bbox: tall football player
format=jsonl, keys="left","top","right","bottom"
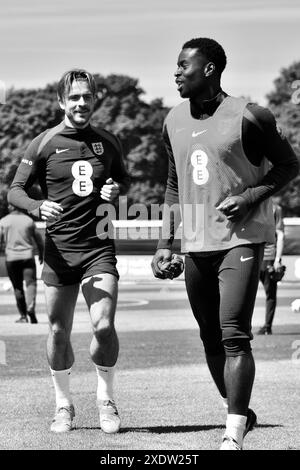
{"left": 152, "top": 38, "right": 298, "bottom": 450}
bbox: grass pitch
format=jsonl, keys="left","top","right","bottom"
{"left": 0, "top": 281, "right": 300, "bottom": 451}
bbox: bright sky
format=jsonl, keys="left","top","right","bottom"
{"left": 0, "top": 0, "right": 299, "bottom": 107}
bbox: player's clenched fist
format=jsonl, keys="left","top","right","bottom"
{"left": 100, "top": 178, "right": 120, "bottom": 202}
{"left": 39, "top": 200, "right": 63, "bottom": 221}
{"left": 151, "top": 249, "right": 172, "bottom": 279}
{"left": 160, "top": 254, "right": 184, "bottom": 279}
{"left": 152, "top": 249, "right": 184, "bottom": 279}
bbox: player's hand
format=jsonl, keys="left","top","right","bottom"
{"left": 100, "top": 178, "right": 120, "bottom": 202}
{"left": 216, "top": 195, "right": 248, "bottom": 222}
{"left": 151, "top": 249, "right": 172, "bottom": 279}
{"left": 163, "top": 254, "right": 184, "bottom": 279}
{"left": 273, "top": 258, "right": 281, "bottom": 270}
{"left": 39, "top": 200, "right": 63, "bottom": 222}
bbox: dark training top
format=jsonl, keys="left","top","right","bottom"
{"left": 158, "top": 91, "right": 299, "bottom": 252}
{"left": 8, "top": 122, "right": 130, "bottom": 253}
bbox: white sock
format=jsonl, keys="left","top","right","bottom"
{"left": 225, "top": 413, "right": 247, "bottom": 448}
{"left": 50, "top": 368, "right": 72, "bottom": 408}
{"left": 95, "top": 365, "right": 115, "bottom": 402}
{"left": 221, "top": 396, "right": 228, "bottom": 410}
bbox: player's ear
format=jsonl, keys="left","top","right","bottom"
{"left": 204, "top": 62, "right": 215, "bottom": 77}
{"left": 57, "top": 93, "right": 66, "bottom": 110}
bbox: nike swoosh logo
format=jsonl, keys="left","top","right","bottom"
{"left": 56, "top": 148, "right": 70, "bottom": 154}
{"left": 240, "top": 256, "right": 254, "bottom": 262}
{"left": 192, "top": 130, "right": 207, "bottom": 137}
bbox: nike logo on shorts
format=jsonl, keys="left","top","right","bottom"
{"left": 192, "top": 130, "right": 207, "bottom": 137}
{"left": 240, "top": 256, "right": 254, "bottom": 262}
{"left": 56, "top": 148, "right": 70, "bottom": 154}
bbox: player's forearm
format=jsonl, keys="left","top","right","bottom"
{"left": 157, "top": 126, "right": 181, "bottom": 249}
{"left": 242, "top": 104, "right": 299, "bottom": 207}
{"left": 8, "top": 151, "right": 44, "bottom": 218}
{"left": 239, "top": 159, "right": 299, "bottom": 207}
{"left": 275, "top": 231, "right": 284, "bottom": 260}
{"left": 8, "top": 185, "right": 43, "bottom": 219}
{"left": 34, "top": 232, "right": 44, "bottom": 257}
{"left": 157, "top": 188, "right": 181, "bottom": 250}
{"left": 116, "top": 175, "right": 131, "bottom": 195}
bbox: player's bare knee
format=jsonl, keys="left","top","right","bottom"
{"left": 93, "top": 318, "right": 114, "bottom": 342}
{"left": 49, "top": 325, "right": 70, "bottom": 346}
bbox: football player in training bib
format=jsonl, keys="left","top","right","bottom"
{"left": 9, "top": 69, "right": 130, "bottom": 434}
{"left": 151, "top": 38, "right": 298, "bottom": 450}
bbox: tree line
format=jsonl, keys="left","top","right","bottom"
{"left": 0, "top": 63, "right": 299, "bottom": 219}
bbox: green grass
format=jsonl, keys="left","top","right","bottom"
{"left": 1, "top": 328, "right": 300, "bottom": 450}
{"left": 1, "top": 283, "right": 300, "bottom": 451}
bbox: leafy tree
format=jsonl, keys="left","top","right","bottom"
{"left": 0, "top": 84, "right": 64, "bottom": 217}
{"left": 266, "top": 61, "right": 300, "bottom": 216}
{"left": 0, "top": 75, "right": 169, "bottom": 219}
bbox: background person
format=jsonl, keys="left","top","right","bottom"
{"left": 0, "top": 205, "right": 44, "bottom": 323}
{"left": 257, "top": 198, "right": 285, "bottom": 335}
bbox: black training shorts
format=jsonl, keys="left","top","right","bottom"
{"left": 42, "top": 237, "right": 119, "bottom": 286}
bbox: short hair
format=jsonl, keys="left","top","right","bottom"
{"left": 182, "top": 38, "right": 227, "bottom": 75}
{"left": 57, "top": 69, "right": 97, "bottom": 101}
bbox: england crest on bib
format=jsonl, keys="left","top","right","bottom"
{"left": 92, "top": 142, "right": 104, "bottom": 155}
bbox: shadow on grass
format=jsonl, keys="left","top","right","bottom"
{"left": 75, "top": 424, "right": 283, "bottom": 433}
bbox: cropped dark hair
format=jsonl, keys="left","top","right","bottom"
{"left": 182, "top": 38, "right": 227, "bottom": 75}
{"left": 57, "top": 69, "right": 96, "bottom": 101}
